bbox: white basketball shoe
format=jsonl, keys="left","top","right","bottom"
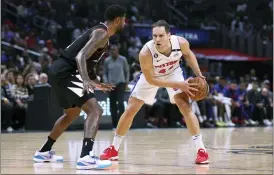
{"left": 76, "top": 151, "right": 112, "bottom": 170}
{"left": 33, "top": 150, "right": 64, "bottom": 162}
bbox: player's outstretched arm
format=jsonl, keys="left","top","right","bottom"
{"left": 139, "top": 46, "right": 180, "bottom": 89}
{"left": 178, "top": 36, "right": 203, "bottom": 78}
{"left": 75, "top": 29, "right": 109, "bottom": 81}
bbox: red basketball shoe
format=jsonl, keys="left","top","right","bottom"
{"left": 195, "top": 148, "right": 209, "bottom": 164}
{"left": 100, "top": 146, "right": 119, "bottom": 161}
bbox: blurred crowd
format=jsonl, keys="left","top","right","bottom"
{"left": 1, "top": 0, "right": 272, "bottom": 132}
{"left": 144, "top": 73, "right": 273, "bottom": 128}
{"left": 172, "top": 0, "right": 273, "bottom": 44}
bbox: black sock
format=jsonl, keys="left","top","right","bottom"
{"left": 80, "top": 138, "right": 94, "bottom": 158}
{"left": 40, "top": 136, "right": 56, "bottom": 152}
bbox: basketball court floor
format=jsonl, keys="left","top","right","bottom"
{"left": 1, "top": 127, "right": 273, "bottom": 174}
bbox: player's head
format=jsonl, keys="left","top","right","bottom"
{"left": 152, "top": 20, "right": 171, "bottom": 51}
{"left": 104, "top": 4, "right": 126, "bottom": 32}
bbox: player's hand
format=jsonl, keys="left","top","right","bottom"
{"left": 95, "top": 83, "right": 115, "bottom": 93}
{"left": 178, "top": 78, "right": 198, "bottom": 98}
{"left": 82, "top": 79, "right": 96, "bottom": 94}
{"left": 83, "top": 79, "right": 115, "bottom": 93}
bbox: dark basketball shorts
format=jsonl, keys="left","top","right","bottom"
{"left": 48, "top": 58, "right": 95, "bottom": 109}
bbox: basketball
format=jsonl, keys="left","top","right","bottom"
{"left": 188, "top": 77, "right": 209, "bottom": 101}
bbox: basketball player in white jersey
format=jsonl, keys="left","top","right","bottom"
{"left": 100, "top": 20, "right": 209, "bottom": 164}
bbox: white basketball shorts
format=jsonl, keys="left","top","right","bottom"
{"left": 130, "top": 67, "right": 184, "bottom": 104}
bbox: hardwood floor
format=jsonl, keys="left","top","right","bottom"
{"left": 1, "top": 127, "right": 273, "bottom": 174}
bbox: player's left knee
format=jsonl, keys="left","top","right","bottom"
{"left": 174, "top": 97, "right": 192, "bottom": 113}
{"left": 86, "top": 106, "right": 103, "bottom": 119}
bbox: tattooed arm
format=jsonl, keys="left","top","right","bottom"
{"left": 75, "top": 29, "right": 114, "bottom": 93}
{"left": 75, "top": 29, "right": 109, "bottom": 81}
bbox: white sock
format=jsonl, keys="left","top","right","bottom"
{"left": 192, "top": 134, "right": 206, "bottom": 152}
{"left": 112, "top": 133, "right": 124, "bottom": 151}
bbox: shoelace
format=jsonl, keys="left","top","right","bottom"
{"left": 198, "top": 149, "right": 207, "bottom": 157}
{"left": 91, "top": 156, "right": 99, "bottom": 159}
{"left": 49, "top": 151, "right": 55, "bottom": 158}
{"left": 103, "top": 147, "right": 112, "bottom": 153}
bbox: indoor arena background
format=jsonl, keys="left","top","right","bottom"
{"left": 1, "top": 0, "right": 273, "bottom": 174}
{"left": 2, "top": 0, "right": 272, "bottom": 132}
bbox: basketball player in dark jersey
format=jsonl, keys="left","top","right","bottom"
{"left": 33, "top": 5, "right": 126, "bottom": 170}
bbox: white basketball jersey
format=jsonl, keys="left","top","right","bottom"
{"left": 146, "top": 35, "right": 183, "bottom": 77}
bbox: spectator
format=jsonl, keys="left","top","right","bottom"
{"left": 4, "top": 70, "right": 16, "bottom": 99}
{"left": 230, "top": 17, "right": 243, "bottom": 36}
{"left": 46, "top": 40, "right": 58, "bottom": 58}
{"left": 23, "top": 64, "right": 39, "bottom": 82}
{"left": 156, "top": 88, "right": 183, "bottom": 128}
{"left": 24, "top": 31, "right": 37, "bottom": 50}
{"left": 237, "top": 83, "right": 257, "bottom": 126}
{"left": 242, "top": 16, "right": 253, "bottom": 38}
{"left": 103, "top": 45, "right": 129, "bottom": 128}
{"left": 262, "top": 80, "right": 273, "bottom": 102}
{"left": 200, "top": 16, "right": 219, "bottom": 31}
{"left": 255, "top": 88, "right": 273, "bottom": 126}
{"left": 15, "top": 54, "right": 26, "bottom": 72}
{"left": 2, "top": 25, "right": 15, "bottom": 43}
{"left": 38, "top": 73, "right": 50, "bottom": 86}
{"left": 226, "top": 70, "right": 237, "bottom": 84}
{"left": 1, "top": 74, "right": 14, "bottom": 132}
{"left": 72, "top": 26, "right": 82, "bottom": 42}
{"left": 222, "top": 82, "right": 237, "bottom": 126}
{"left": 203, "top": 77, "right": 218, "bottom": 127}
{"left": 129, "top": 31, "right": 142, "bottom": 48}
{"left": 247, "top": 81, "right": 260, "bottom": 104}
{"left": 39, "top": 55, "right": 51, "bottom": 75}
{"left": 17, "top": 1, "right": 26, "bottom": 17}
{"left": 197, "top": 99, "right": 214, "bottom": 128}
{"left": 128, "top": 42, "right": 140, "bottom": 64}
{"left": 213, "top": 77, "right": 233, "bottom": 126}
{"left": 192, "top": 99, "right": 205, "bottom": 124}
{"left": 146, "top": 88, "right": 166, "bottom": 128}
{"left": 1, "top": 51, "right": 10, "bottom": 65}
{"left": 13, "top": 74, "right": 29, "bottom": 130}
{"left": 25, "top": 73, "right": 36, "bottom": 98}
{"left": 250, "top": 69, "right": 257, "bottom": 81}
{"left": 261, "top": 25, "right": 270, "bottom": 44}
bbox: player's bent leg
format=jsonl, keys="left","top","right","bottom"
{"left": 49, "top": 108, "right": 82, "bottom": 140}
{"left": 174, "top": 93, "right": 201, "bottom": 135}
{"left": 33, "top": 107, "right": 81, "bottom": 163}
{"left": 174, "top": 93, "right": 209, "bottom": 164}
{"left": 76, "top": 98, "right": 112, "bottom": 170}
{"left": 100, "top": 97, "right": 144, "bottom": 161}
{"left": 116, "top": 97, "right": 145, "bottom": 136}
